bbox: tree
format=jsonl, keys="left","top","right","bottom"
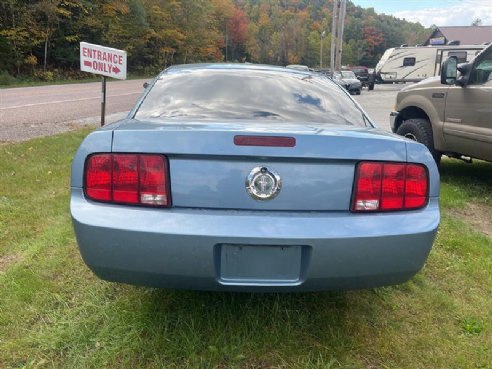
{"left": 30, "top": 0, "right": 73, "bottom": 72}
{"left": 0, "top": 0, "right": 34, "bottom": 74}
{"left": 0, "top": 0, "right": 430, "bottom": 78}
{"left": 471, "top": 18, "right": 482, "bottom": 26}
{"left": 228, "top": 7, "right": 249, "bottom": 61}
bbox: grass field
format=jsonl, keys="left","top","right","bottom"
{"left": 1, "top": 130, "right": 491, "bottom": 369}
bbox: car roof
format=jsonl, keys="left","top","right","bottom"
{"left": 163, "top": 63, "right": 313, "bottom": 76}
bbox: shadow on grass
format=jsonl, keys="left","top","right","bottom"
{"left": 439, "top": 159, "right": 492, "bottom": 204}
{"left": 99, "top": 285, "right": 391, "bottom": 367}
{"left": 440, "top": 159, "right": 492, "bottom": 187}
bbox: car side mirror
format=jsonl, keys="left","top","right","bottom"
{"left": 143, "top": 81, "right": 149, "bottom": 89}
{"left": 441, "top": 56, "right": 457, "bottom": 85}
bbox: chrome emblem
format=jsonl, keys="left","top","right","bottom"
{"left": 246, "top": 167, "right": 281, "bottom": 201}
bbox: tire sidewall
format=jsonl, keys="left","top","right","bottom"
{"left": 397, "top": 119, "right": 441, "bottom": 164}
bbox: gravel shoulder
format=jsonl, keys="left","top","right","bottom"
{"left": 0, "top": 111, "right": 128, "bottom": 143}
{"left": 0, "top": 79, "right": 147, "bottom": 143}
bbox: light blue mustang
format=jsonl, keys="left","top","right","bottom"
{"left": 71, "top": 64, "right": 440, "bottom": 292}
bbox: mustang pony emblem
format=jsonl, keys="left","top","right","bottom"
{"left": 246, "top": 167, "right": 281, "bottom": 200}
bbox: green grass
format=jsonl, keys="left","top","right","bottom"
{"left": 1, "top": 136, "right": 491, "bottom": 369}
{"left": 440, "top": 159, "right": 492, "bottom": 208}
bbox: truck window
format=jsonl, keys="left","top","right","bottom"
{"left": 470, "top": 47, "right": 492, "bottom": 84}
{"left": 447, "top": 51, "right": 467, "bottom": 63}
{"left": 403, "top": 57, "right": 416, "bottom": 67}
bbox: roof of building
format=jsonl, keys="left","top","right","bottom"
{"left": 425, "top": 26, "right": 492, "bottom": 45}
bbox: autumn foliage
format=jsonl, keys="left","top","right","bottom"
{"left": 0, "top": 0, "right": 428, "bottom": 79}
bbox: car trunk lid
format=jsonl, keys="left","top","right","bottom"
{"left": 112, "top": 120, "right": 407, "bottom": 211}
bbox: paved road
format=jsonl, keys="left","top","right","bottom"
{"left": 0, "top": 78, "right": 405, "bottom": 142}
{"left": 0, "top": 79, "right": 147, "bottom": 142}
{"left": 353, "top": 83, "right": 405, "bottom": 132}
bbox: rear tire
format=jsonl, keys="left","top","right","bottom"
{"left": 368, "top": 83, "right": 374, "bottom": 91}
{"left": 396, "top": 118, "right": 441, "bottom": 165}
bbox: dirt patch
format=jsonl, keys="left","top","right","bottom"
{"left": 450, "top": 202, "right": 492, "bottom": 238}
{"left": 0, "top": 253, "right": 21, "bottom": 272}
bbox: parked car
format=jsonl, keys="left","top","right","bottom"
{"left": 348, "top": 66, "right": 375, "bottom": 90}
{"left": 286, "top": 64, "right": 310, "bottom": 71}
{"left": 71, "top": 63, "right": 440, "bottom": 292}
{"left": 317, "top": 69, "right": 351, "bottom": 91}
{"left": 333, "top": 70, "right": 362, "bottom": 95}
{"left": 390, "top": 43, "right": 492, "bottom": 165}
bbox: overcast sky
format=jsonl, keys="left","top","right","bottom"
{"left": 350, "top": 0, "right": 492, "bottom": 27}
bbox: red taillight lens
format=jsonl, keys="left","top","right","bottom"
{"left": 139, "top": 155, "right": 169, "bottom": 206}
{"left": 352, "top": 162, "right": 428, "bottom": 212}
{"left": 381, "top": 164, "right": 405, "bottom": 210}
{"left": 85, "top": 154, "right": 112, "bottom": 201}
{"left": 405, "top": 164, "right": 428, "bottom": 209}
{"left": 84, "top": 154, "right": 170, "bottom": 207}
{"left": 353, "top": 162, "right": 382, "bottom": 211}
{"left": 113, "top": 155, "right": 139, "bottom": 204}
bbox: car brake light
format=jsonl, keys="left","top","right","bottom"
{"left": 352, "top": 161, "right": 428, "bottom": 212}
{"left": 84, "top": 154, "right": 170, "bottom": 207}
{"left": 234, "top": 135, "right": 296, "bottom": 147}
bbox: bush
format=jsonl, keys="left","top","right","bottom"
{"left": 0, "top": 71, "right": 17, "bottom": 85}
{"left": 33, "top": 70, "right": 55, "bottom": 81}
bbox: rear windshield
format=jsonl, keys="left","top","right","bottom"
{"left": 341, "top": 71, "right": 356, "bottom": 79}
{"left": 134, "top": 68, "right": 368, "bottom": 126}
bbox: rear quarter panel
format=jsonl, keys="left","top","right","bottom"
{"left": 71, "top": 130, "right": 113, "bottom": 188}
{"left": 405, "top": 140, "right": 440, "bottom": 198}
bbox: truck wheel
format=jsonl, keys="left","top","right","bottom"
{"left": 368, "top": 83, "right": 374, "bottom": 91}
{"left": 396, "top": 119, "right": 441, "bottom": 165}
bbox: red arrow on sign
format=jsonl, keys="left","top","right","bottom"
{"left": 83, "top": 60, "right": 92, "bottom": 67}
{"left": 112, "top": 66, "right": 121, "bottom": 74}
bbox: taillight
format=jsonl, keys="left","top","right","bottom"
{"left": 352, "top": 161, "right": 428, "bottom": 212}
{"left": 84, "top": 154, "right": 171, "bottom": 207}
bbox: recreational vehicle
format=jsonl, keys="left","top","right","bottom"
{"left": 375, "top": 45, "right": 485, "bottom": 83}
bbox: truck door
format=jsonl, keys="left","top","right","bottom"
{"left": 443, "top": 47, "right": 492, "bottom": 161}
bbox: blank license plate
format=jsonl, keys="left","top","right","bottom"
{"left": 219, "top": 244, "right": 302, "bottom": 284}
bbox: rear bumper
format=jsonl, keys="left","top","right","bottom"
{"left": 347, "top": 82, "right": 362, "bottom": 91}
{"left": 71, "top": 189, "right": 439, "bottom": 292}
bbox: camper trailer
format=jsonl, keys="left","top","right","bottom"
{"left": 375, "top": 45, "right": 485, "bottom": 83}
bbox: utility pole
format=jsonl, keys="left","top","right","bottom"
{"left": 330, "top": 0, "right": 339, "bottom": 74}
{"left": 225, "top": 22, "right": 228, "bottom": 62}
{"left": 335, "top": 0, "right": 346, "bottom": 70}
{"left": 330, "top": 0, "right": 347, "bottom": 73}
{"left": 320, "top": 31, "right": 326, "bottom": 68}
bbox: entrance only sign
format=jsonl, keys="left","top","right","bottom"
{"left": 80, "top": 42, "right": 127, "bottom": 80}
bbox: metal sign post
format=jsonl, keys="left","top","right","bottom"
{"left": 101, "top": 76, "right": 107, "bottom": 126}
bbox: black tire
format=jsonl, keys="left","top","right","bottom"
{"left": 356, "top": 89, "right": 361, "bottom": 95}
{"left": 396, "top": 118, "right": 441, "bottom": 165}
{"left": 368, "top": 83, "right": 374, "bottom": 91}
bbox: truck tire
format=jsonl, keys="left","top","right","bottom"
{"left": 396, "top": 118, "right": 441, "bottom": 165}
{"left": 368, "top": 82, "right": 374, "bottom": 91}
